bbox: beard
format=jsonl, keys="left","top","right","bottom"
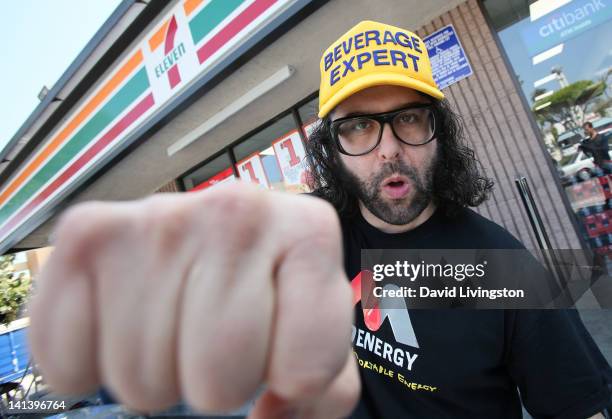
{"left": 337, "top": 157, "right": 436, "bottom": 226}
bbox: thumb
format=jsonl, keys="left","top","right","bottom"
{"left": 248, "top": 349, "right": 360, "bottom": 419}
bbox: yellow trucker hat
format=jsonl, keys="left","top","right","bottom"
{"left": 318, "top": 21, "right": 444, "bottom": 118}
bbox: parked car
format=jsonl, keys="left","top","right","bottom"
{"left": 558, "top": 133, "right": 582, "bottom": 157}
{"left": 557, "top": 117, "right": 612, "bottom": 158}
{"left": 560, "top": 150, "right": 596, "bottom": 180}
{"left": 558, "top": 118, "right": 612, "bottom": 180}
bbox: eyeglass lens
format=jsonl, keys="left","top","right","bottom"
{"left": 336, "top": 108, "right": 434, "bottom": 155}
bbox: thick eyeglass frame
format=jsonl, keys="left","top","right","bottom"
{"left": 329, "top": 103, "right": 437, "bottom": 156}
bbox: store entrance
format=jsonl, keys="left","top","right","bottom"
{"left": 483, "top": 0, "right": 612, "bottom": 261}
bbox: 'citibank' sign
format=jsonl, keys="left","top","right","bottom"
{"left": 520, "top": 0, "right": 612, "bottom": 57}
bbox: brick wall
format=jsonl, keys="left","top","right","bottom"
{"left": 416, "top": 0, "right": 582, "bottom": 250}
{"left": 156, "top": 180, "right": 181, "bottom": 193}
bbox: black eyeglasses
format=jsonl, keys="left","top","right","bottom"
{"left": 329, "top": 103, "right": 437, "bottom": 156}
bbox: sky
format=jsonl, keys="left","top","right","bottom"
{"left": 0, "top": 0, "right": 123, "bottom": 152}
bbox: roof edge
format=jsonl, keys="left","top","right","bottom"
{"left": 0, "top": 0, "right": 136, "bottom": 162}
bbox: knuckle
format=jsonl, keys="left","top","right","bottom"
{"left": 276, "top": 370, "right": 334, "bottom": 401}
{"left": 131, "top": 366, "right": 179, "bottom": 411}
{"left": 284, "top": 199, "right": 343, "bottom": 266}
{"left": 181, "top": 381, "right": 216, "bottom": 412}
{"left": 55, "top": 202, "right": 116, "bottom": 262}
{"left": 140, "top": 197, "right": 192, "bottom": 250}
{"left": 120, "top": 382, "right": 177, "bottom": 413}
{"left": 331, "top": 374, "right": 361, "bottom": 414}
{"left": 198, "top": 180, "right": 258, "bottom": 205}
{"left": 181, "top": 374, "right": 245, "bottom": 413}
{"left": 111, "top": 387, "right": 167, "bottom": 414}
{"left": 103, "top": 358, "right": 178, "bottom": 413}
{"left": 55, "top": 202, "right": 100, "bottom": 243}
{"left": 300, "top": 198, "right": 341, "bottom": 242}
{"left": 43, "top": 379, "right": 90, "bottom": 399}
{"left": 179, "top": 348, "right": 258, "bottom": 412}
{"left": 203, "top": 182, "right": 265, "bottom": 219}
{"left": 198, "top": 184, "right": 268, "bottom": 246}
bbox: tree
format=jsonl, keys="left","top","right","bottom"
{"left": 532, "top": 79, "right": 607, "bottom": 133}
{"left": 0, "top": 255, "right": 31, "bottom": 326}
{"left": 531, "top": 87, "right": 548, "bottom": 102}
{"left": 601, "top": 67, "right": 612, "bottom": 99}
{"left": 592, "top": 97, "right": 612, "bottom": 118}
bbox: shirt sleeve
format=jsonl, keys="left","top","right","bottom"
{"left": 505, "top": 309, "right": 612, "bottom": 419}
{"left": 581, "top": 142, "right": 595, "bottom": 157}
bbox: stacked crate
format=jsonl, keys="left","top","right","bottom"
{"left": 573, "top": 174, "right": 612, "bottom": 257}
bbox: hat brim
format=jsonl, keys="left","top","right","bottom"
{"left": 318, "top": 73, "right": 445, "bottom": 118}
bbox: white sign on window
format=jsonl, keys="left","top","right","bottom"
{"left": 236, "top": 154, "right": 270, "bottom": 189}
{"left": 272, "top": 131, "right": 308, "bottom": 186}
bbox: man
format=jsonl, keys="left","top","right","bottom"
{"left": 29, "top": 21, "right": 610, "bottom": 419}
{"left": 579, "top": 121, "right": 611, "bottom": 169}
{"left": 307, "top": 21, "right": 611, "bottom": 418}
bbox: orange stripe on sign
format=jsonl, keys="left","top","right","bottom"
{"left": 0, "top": 50, "right": 144, "bottom": 206}
{"left": 149, "top": 20, "right": 170, "bottom": 52}
{"left": 183, "top": 0, "right": 204, "bottom": 17}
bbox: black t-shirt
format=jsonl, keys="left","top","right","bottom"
{"left": 333, "top": 204, "right": 612, "bottom": 419}
{"left": 579, "top": 132, "right": 611, "bottom": 165}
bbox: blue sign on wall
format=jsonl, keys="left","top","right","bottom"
{"left": 424, "top": 24, "right": 473, "bottom": 90}
{"left": 521, "top": 0, "right": 612, "bottom": 57}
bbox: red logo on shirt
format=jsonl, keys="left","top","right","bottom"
{"left": 351, "top": 270, "right": 419, "bottom": 348}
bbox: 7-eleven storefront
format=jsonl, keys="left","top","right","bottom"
{"left": 0, "top": 0, "right": 590, "bottom": 261}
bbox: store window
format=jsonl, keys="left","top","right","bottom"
{"left": 233, "top": 113, "right": 311, "bottom": 193}
{"left": 482, "top": 0, "right": 612, "bottom": 256}
{"left": 298, "top": 97, "right": 320, "bottom": 138}
{"left": 182, "top": 153, "right": 236, "bottom": 191}
{"left": 182, "top": 99, "right": 319, "bottom": 194}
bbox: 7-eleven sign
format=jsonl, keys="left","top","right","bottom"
{"left": 144, "top": 12, "right": 200, "bottom": 105}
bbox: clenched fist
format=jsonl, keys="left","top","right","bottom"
{"left": 28, "top": 182, "right": 359, "bottom": 419}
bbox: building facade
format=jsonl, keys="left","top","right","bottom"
{"left": 2, "top": 0, "right": 611, "bottom": 261}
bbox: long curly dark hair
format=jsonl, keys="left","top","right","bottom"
{"left": 304, "top": 98, "right": 494, "bottom": 218}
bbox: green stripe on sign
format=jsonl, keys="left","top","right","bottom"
{"left": 0, "top": 67, "right": 150, "bottom": 226}
{"left": 189, "top": 0, "right": 244, "bottom": 45}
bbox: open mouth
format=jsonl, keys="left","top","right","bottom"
{"left": 381, "top": 175, "right": 411, "bottom": 199}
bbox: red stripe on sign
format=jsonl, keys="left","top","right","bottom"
{"left": 168, "top": 65, "right": 181, "bottom": 88}
{"left": 0, "top": 93, "right": 155, "bottom": 239}
{"left": 197, "top": 0, "right": 277, "bottom": 64}
{"left": 165, "top": 16, "right": 179, "bottom": 54}
{"left": 165, "top": 16, "right": 181, "bottom": 88}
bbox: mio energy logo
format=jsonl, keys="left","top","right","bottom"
{"left": 351, "top": 271, "right": 420, "bottom": 371}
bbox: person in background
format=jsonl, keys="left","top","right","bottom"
{"left": 580, "top": 121, "right": 612, "bottom": 172}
